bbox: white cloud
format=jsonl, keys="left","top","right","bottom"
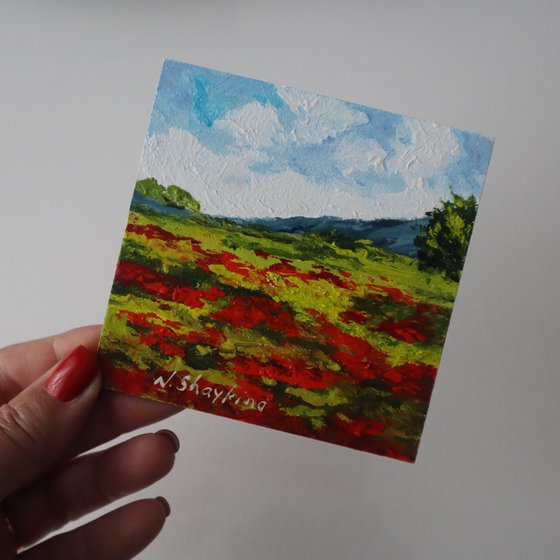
{"left": 137, "top": 86, "right": 464, "bottom": 220}
{"left": 386, "top": 118, "right": 460, "bottom": 183}
{"left": 138, "top": 127, "right": 444, "bottom": 220}
{"left": 370, "top": 177, "right": 442, "bottom": 219}
{"left": 276, "top": 85, "right": 369, "bottom": 144}
{"left": 138, "top": 128, "right": 266, "bottom": 216}
{"left": 213, "top": 102, "right": 282, "bottom": 149}
{"left": 334, "top": 136, "right": 388, "bottom": 178}
{"left": 211, "top": 87, "right": 370, "bottom": 154}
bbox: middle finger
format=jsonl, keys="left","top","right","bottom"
{"left": 3, "top": 430, "right": 179, "bottom": 548}
{"left": 68, "top": 389, "right": 181, "bottom": 457}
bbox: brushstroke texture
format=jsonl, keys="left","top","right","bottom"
{"left": 100, "top": 180, "right": 459, "bottom": 462}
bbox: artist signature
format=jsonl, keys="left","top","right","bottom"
{"left": 153, "top": 371, "right": 268, "bottom": 413}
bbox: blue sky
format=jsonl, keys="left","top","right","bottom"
{"left": 138, "top": 60, "right": 493, "bottom": 220}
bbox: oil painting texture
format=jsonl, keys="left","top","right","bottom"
{"left": 99, "top": 60, "right": 494, "bottom": 462}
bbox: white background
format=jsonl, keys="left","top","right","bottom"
{"left": 1, "top": 1, "right": 559, "bottom": 558}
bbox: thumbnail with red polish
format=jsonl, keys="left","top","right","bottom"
{"left": 45, "top": 345, "right": 99, "bottom": 402}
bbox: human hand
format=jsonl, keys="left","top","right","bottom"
{"left": 0, "top": 325, "right": 180, "bottom": 559}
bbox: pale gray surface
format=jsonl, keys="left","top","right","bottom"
{"left": 1, "top": 1, "right": 559, "bottom": 559}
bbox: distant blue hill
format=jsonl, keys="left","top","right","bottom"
{"left": 131, "top": 189, "right": 426, "bottom": 258}
{"left": 231, "top": 216, "right": 427, "bottom": 258}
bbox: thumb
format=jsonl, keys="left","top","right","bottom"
{"left": 0, "top": 345, "right": 100, "bottom": 498}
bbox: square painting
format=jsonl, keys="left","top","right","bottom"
{"left": 99, "top": 60, "right": 493, "bottom": 462}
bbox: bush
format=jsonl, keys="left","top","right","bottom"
{"left": 136, "top": 178, "right": 200, "bottom": 212}
{"left": 414, "top": 190, "right": 478, "bottom": 282}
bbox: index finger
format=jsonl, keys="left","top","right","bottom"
{"left": 0, "top": 326, "right": 181, "bottom": 456}
{"left": 0, "top": 325, "right": 102, "bottom": 400}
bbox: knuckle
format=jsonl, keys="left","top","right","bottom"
{"left": 0, "top": 402, "right": 47, "bottom": 464}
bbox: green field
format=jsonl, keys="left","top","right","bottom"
{"left": 99, "top": 181, "right": 459, "bottom": 462}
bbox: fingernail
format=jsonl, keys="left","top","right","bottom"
{"left": 156, "top": 496, "right": 171, "bottom": 517}
{"left": 45, "top": 345, "right": 98, "bottom": 402}
{"left": 156, "top": 429, "right": 180, "bottom": 453}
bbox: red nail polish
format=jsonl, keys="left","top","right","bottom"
{"left": 45, "top": 345, "right": 98, "bottom": 402}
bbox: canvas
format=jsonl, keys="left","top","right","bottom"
{"left": 99, "top": 60, "right": 494, "bottom": 462}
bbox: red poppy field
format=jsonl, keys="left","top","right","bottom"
{"left": 99, "top": 181, "right": 459, "bottom": 462}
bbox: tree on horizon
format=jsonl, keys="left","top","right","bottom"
{"left": 136, "top": 178, "right": 201, "bottom": 213}
{"left": 414, "top": 190, "right": 478, "bottom": 282}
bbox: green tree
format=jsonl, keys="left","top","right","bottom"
{"left": 135, "top": 178, "right": 200, "bottom": 212}
{"left": 414, "top": 190, "right": 478, "bottom": 282}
